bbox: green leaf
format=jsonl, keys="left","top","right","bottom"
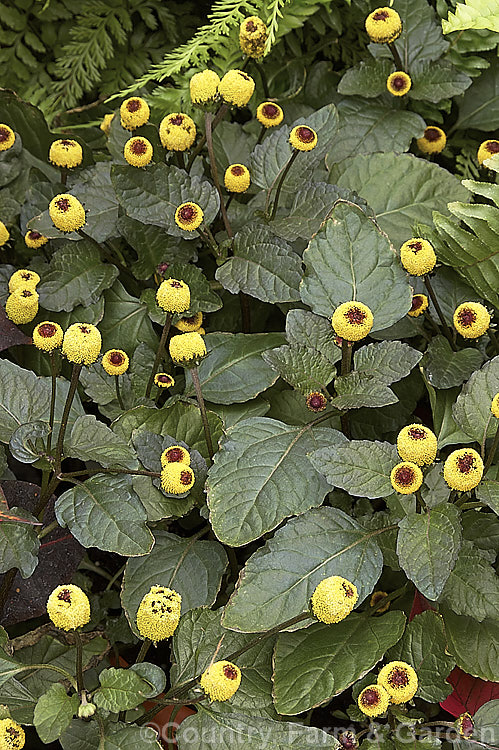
{"left": 94, "top": 667, "right": 152, "bottom": 712}
{"left": 263, "top": 344, "right": 335, "bottom": 393}
{"left": 326, "top": 99, "right": 425, "bottom": 167}
{"left": 184, "top": 333, "right": 285, "bottom": 404}
{"left": 370, "top": 0, "right": 448, "bottom": 66}
{"left": 473, "top": 700, "right": 499, "bottom": 746}
{"left": 387, "top": 610, "right": 456, "bottom": 702}
{"left": 111, "top": 163, "right": 220, "bottom": 238}
{"left": 33, "top": 683, "right": 79, "bottom": 744}
{"left": 301, "top": 203, "right": 412, "bottom": 331}
{"left": 410, "top": 61, "right": 472, "bottom": 102}
{"left": 455, "top": 62, "right": 499, "bottom": 131}
{"left": 440, "top": 541, "right": 499, "bottom": 621}
{"left": 100, "top": 280, "right": 158, "bottom": 355}
{"left": 223, "top": 507, "right": 384, "bottom": 633}
{"left": 67, "top": 414, "right": 138, "bottom": 469}
{"left": 309, "top": 440, "right": 399, "bottom": 499}
{"left": 69, "top": 162, "right": 120, "bottom": 243}
{"left": 442, "top": 0, "right": 499, "bottom": 32}
{"left": 215, "top": 224, "right": 301, "bottom": 303}
{"left": 0, "top": 508, "right": 40, "bottom": 578}
{"left": 273, "top": 610, "right": 406, "bottom": 715}
{"left": 177, "top": 706, "right": 340, "bottom": 750}
{"left": 9, "top": 421, "right": 50, "bottom": 464}
{"left": 0, "top": 90, "right": 53, "bottom": 163}
{"left": 354, "top": 341, "right": 423, "bottom": 384}
{"left": 207, "top": 417, "right": 345, "bottom": 546}
{"left": 397, "top": 503, "right": 462, "bottom": 600}
{"left": 129, "top": 662, "right": 166, "bottom": 698}
{"left": 55, "top": 474, "right": 154, "bottom": 556}
{"left": 0, "top": 679, "right": 37, "bottom": 725}
{"left": 476, "top": 481, "right": 499, "bottom": 515}
{"left": 118, "top": 216, "right": 196, "bottom": 279}
{"left": 442, "top": 607, "right": 499, "bottom": 681}
{"left": 122, "top": 530, "right": 227, "bottom": 636}
{"left": 61, "top": 719, "right": 162, "bottom": 750}
{"left": 286, "top": 309, "right": 341, "bottom": 360}
{"left": 424, "top": 336, "right": 484, "bottom": 389}
{"left": 337, "top": 59, "right": 393, "bottom": 98}
{"left": 332, "top": 374, "right": 398, "bottom": 410}
{"left": 453, "top": 355, "right": 499, "bottom": 442}
{"left": 427, "top": 384, "right": 473, "bottom": 448}
{"left": 329, "top": 153, "right": 469, "bottom": 248}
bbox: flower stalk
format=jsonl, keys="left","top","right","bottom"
{"left": 145, "top": 313, "right": 172, "bottom": 399}
{"left": 190, "top": 366, "right": 214, "bottom": 459}
{"left": 269, "top": 150, "right": 299, "bottom": 221}
{"left": 75, "top": 631, "right": 85, "bottom": 695}
{"left": 484, "top": 424, "right": 499, "bottom": 474}
{"left": 46, "top": 350, "right": 58, "bottom": 455}
{"left": 115, "top": 375, "right": 125, "bottom": 410}
{"left": 423, "top": 276, "right": 457, "bottom": 351}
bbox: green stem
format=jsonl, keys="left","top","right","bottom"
{"left": 484, "top": 423, "right": 499, "bottom": 474}
{"left": 205, "top": 111, "right": 233, "bottom": 239}
{"left": 388, "top": 42, "right": 404, "bottom": 70}
{"left": 340, "top": 339, "right": 352, "bottom": 438}
{"left": 256, "top": 124, "right": 266, "bottom": 145}
{"left": 54, "top": 363, "right": 82, "bottom": 474}
{"left": 115, "top": 376, "right": 125, "bottom": 410}
{"left": 190, "top": 367, "right": 214, "bottom": 459}
{"left": 25, "top": 663, "right": 78, "bottom": 692}
{"left": 489, "top": 328, "right": 499, "bottom": 356}
{"left": 60, "top": 468, "right": 160, "bottom": 479}
{"left": 145, "top": 314, "right": 172, "bottom": 399}
{"left": 424, "top": 276, "right": 457, "bottom": 351}
{"left": 269, "top": 150, "right": 298, "bottom": 221}
{"left": 175, "top": 152, "right": 185, "bottom": 170}
{"left": 253, "top": 59, "right": 269, "bottom": 98}
{"left": 135, "top": 638, "right": 151, "bottom": 664}
{"left": 186, "top": 103, "right": 228, "bottom": 173}
{"left": 46, "top": 350, "right": 57, "bottom": 455}
{"left": 105, "top": 563, "right": 126, "bottom": 591}
{"left": 75, "top": 631, "right": 84, "bottom": 695}
{"left": 37, "top": 519, "right": 59, "bottom": 540}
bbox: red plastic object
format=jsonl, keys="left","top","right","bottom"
{"left": 440, "top": 667, "right": 499, "bottom": 717}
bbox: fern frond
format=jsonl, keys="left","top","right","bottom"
{"left": 264, "top": 0, "right": 289, "bottom": 53}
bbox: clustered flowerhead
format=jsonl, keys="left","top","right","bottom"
{"left": 417, "top": 126, "right": 446, "bottom": 155}
{"left": 174, "top": 202, "right": 204, "bottom": 232}
{"left": 159, "top": 113, "right": 196, "bottom": 151}
{"left": 154, "top": 372, "right": 175, "bottom": 388}
{"left": 156, "top": 278, "right": 191, "bottom": 313}
{"left": 443, "top": 448, "right": 484, "bottom": 492}
{"left": 8, "top": 269, "right": 40, "bottom": 293}
{"left": 49, "top": 139, "right": 83, "bottom": 168}
{"left": 0, "top": 718, "right": 25, "bottom": 749}
{"left": 161, "top": 445, "right": 190, "bottom": 467}
{"left": 218, "top": 69, "right": 255, "bottom": 108}
{"left": 224, "top": 164, "right": 251, "bottom": 193}
{"left": 200, "top": 660, "right": 241, "bottom": 702}
{"left": 407, "top": 293, "right": 428, "bottom": 318}
{"left": 0, "top": 124, "right": 15, "bottom": 152}
{"left": 256, "top": 101, "right": 284, "bottom": 128}
{"left": 100, "top": 113, "right": 115, "bottom": 136}
{"left": 386, "top": 71, "right": 412, "bottom": 97}
{"left": 124, "top": 136, "right": 153, "bottom": 167}
{"left": 5, "top": 287, "right": 39, "bottom": 325}
{"left": 400, "top": 238, "right": 436, "bottom": 276}
{"left": 378, "top": 661, "right": 418, "bottom": 704}
{"left": 190, "top": 69, "right": 220, "bottom": 105}
{"left": 365, "top": 7, "right": 402, "bottom": 43}
{"left": 0, "top": 221, "right": 9, "bottom": 246}
{"left": 289, "top": 125, "right": 318, "bottom": 152}
{"left": 390, "top": 461, "right": 423, "bottom": 494}
{"left": 477, "top": 139, "right": 499, "bottom": 166}
{"left": 49, "top": 193, "right": 86, "bottom": 232}
{"left": 338, "top": 731, "right": 358, "bottom": 750}
{"left": 174, "top": 311, "right": 203, "bottom": 332}
{"left": 62, "top": 323, "right": 102, "bottom": 365}
{"left": 161, "top": 461, "right": 195, "bottom": 494}
{"left": 169, "top": 331, "right": 207, "bottom": 366}
{"left": 397, "top": 424, "right": 438, "bottom": 466}
{"left": 358, "top": 684, "right": 391, "bottom": 717}
{"left": 46, "top": 584, "right": 90, "bottom": 631}
{"left": 370, "top": 590, "right": 390, "bottom": 613}
{"left": 453, "top": 302, "right": 490, "bottom": 338}
{"left": 33, "top": 321, "right": 63, "bottom": 352}
{"left": 457, "top": 713, "right": 474, "bottom": 738}
{"left": 120, "top": 97, "right": 150, "bottom": 130}
{"left": 102, "top": 349, "right": 129, "bottom": 376}
{"left": 24, "top": 230, "right": 48, "bottom": 249}
{"left": 311, "top": 576, "right": 358, "bottom": 624}
{"left": 136, "top": 585, "right": 182, "bottom": 642}
{"left": 239, "top": 16, "right": 268, "bottom": 58}
{"left": 306, "top": 391, "right": 328, "bottom": 412}
{"left": 491, "top": 393, "right": 499, "bottom": 419}
{"left": 332, "top": 301, "right": 374, "bottom": 342}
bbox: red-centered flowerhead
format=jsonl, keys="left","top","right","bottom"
{"left": 425, "top": 127, "right": 441, "bottom": 142}
{"left": 38, "top": 322, "right": 58, "bottom": 338}
{"left": 362, "top": 688, "right": 381, "bottom": 706}
{"left": 458, "top": 713, "right": 474, "bottom": 738}
{"left": 58, "top": 588, "right": 72, "bottom": 603}
{"left": 486, "top": 141, "right": 499, "bottom": 154}
{"left": 109, "top": 351, "right": 125, "bottom": 366}
{"left": 296, "top": 126, "right": 315, "bottom": 143}
{"left": 231, "top": 165, "right": 245, "bottom": 176}
{"left": 373, "top": 9, "right": 389, "bottom": 19}
{"left": 408, "top": 240, "right": 422, "bottom": 252}
{"left": 157, "top": 374, "right": 170, "bottom": 383}
{"left": 306, "top": 391, "right": 327, "bottom": 412}
{"left": 0, "top": 126, "right": 10, "bottom": 142}
{"left": 165, "top": 447, "right": 184, "bottom": 463}
{"left": 180, "top": 469, "right": 193, "bottom": 486}
{"left": 157, "top": 262, "right": 169, "bottom": 275}
{"left": 179, "top": 205, "right": 195, "bottom": 221}
{"left": 27, "top": 231, "right": 42, "bottom": 241}
{"left": 346, "top": 306, "right": 367, "bottom": 324}
{"left": 457, "top": 306, "right": 477, "bottom": 327}
{"left": 387, "top": 666, "right": 410, "bottom": 688}
{"left": 130, "top": 138, "right": 148, "bottom": 155}
{"left": 223, "top": 664, "right": 239, "bottom": 680}
{"left": 456, "top": 452, "right": 476, "bottom": 474}
{"left": 408, "top": 426, "right": 426, "bottom": 440}
{"left": 394, "top": 464, "right": 416, "bottom": 487}
{"left": 342, "top": 581, "right": 356, "bottom": 598}
{"left": 391, "top": 75, "right": 407, "bottom": 91}
{"left": 410, "top": 295, "right": 424, "bottom": 312}
{"left": 127, "top": 98, "right": 142, "bottom": 112}
{"left": 169, "top": 114, "right": 184, "bottom": 126}
{"left": 56, "top": 197, "right": 71, "bottom": 212}
{"left": 339, "top": 732, "right": 358, "bottom": 750}
{"left": 262, "top": 103, "right": 279, "bottom": 118}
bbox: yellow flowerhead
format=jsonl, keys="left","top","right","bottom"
{"left": 169, "top": 331, "right": 207, "bottom": 366}
{"left": 0, "top": 221, "right": 9, "bottom": 246}
{"left": 256, "top": 102, "right": 284, "bottom": 128}
{"left": 477, "top": 139, "right": 499, "bottom": 166}
{"left": 160, "top": 462, "right": 195, "bottom": 494}
{"left": 154, "top": 372, "right": 175, "bottom": 388}
{"left": 358, "top": 684, "right": 390, "bottom": 717}
{"left": 120, "top": 97, "right": 150, "bottom": 130}
{"left": 33, "top": 321, "right": 63, "bottom": 352}
{"left": 124, "top": 136, "right": 153, "bottom": 167}
{"left": 311, "top": 576, "right": 358, "bottom": 624}
{"left": 331, "top": 301, "right": 374, "bottom": 342}
{"left": 378, "top": 661, "right": 418, "bottom": 704}
{"left": 218, "top": 69, "right": 255, "bottom": 108}
{"left": 417, "top": 126, "right": 446, "bottom": 155}
{"left": 0, "top": 124, "right": 15, "bottom": 152}
{"left": 453, "top": 302, "right": 490, "bottom": 338}
{"left": 24, "top": 230, "right": 48, "bottom": 249}
{"left": 400, "top": 238, "right": 436, "bottom": 276}
{"left": 62, "top": 323, "right": 102, "bottom": 365}
{"left": 49, "top": 139, "right": 83, "bottom": 169}
{"left": 289, "top": 125, "right": 318, "bottom": 152}
{"left": 200, "top": 660, "right": 241, "bottom": 702}
{"left": 306, "top": 391, "right": 328, "bottom": 412}
{"left": 5, "top": 288, "right": 39, "bottom": 325}
{"left": 397, "top": 424, "right": 438, "bottom": 466}
{"left": 156, "top": 278, "right": 191, "bottom": 313}
{"left": 174, "top": 202, "right": 204, "bottom": 232}
{"left": 46, "top": 584, "right": 90, "bottom": 631}
{"left": 239, "top": 16, "right": 268, "bottom": 58}
{"left": 457, "top": 713, "right": 474, "bottom": 738}
{"left": 365, "top": 7, "right": 402, "bottom": 43}
{"left": 161, "top": 445, "right": 191, "bottom": 467}
{"left": 190, "top": 70, "right": 220, "bottom": 105}
{"left": 390, "top": 462, "right": 423, "bottom": 495}
{"left": 100, "top": 113, "right": 115, "bottom": 136}
{"left": 387, "top": 71, "right": 412, "bottom": 97}
{"left": 224, "top": 164, "right": 251, "bottom": 193}
{"left": 159, "top": 113, "right": 196, "bottom": 151}
{"left": 443, "top": 448, "right": 484, "bottom": 492}
{"left": 102, "top": 349, "right": 129, "bottom": 376}
{"left": 0, "top": 718, "right": 25, "bottom": 749}
{"left": 370, "top": 591, "right": 391, "bottom": 613}
{"left": 408, "top": 293, "right": 428, "bottom": 318}
{"left": 174, "top": 311, "right": 203, "bottom": 332}
{"left": 136, "top": 586, "right": 181, "bottom": 642}
{"left": 49, "top": 194, "right": 86, "bottom": 232}
{"left": 9, "top": 269, "right": 40, "bottom": 293}
{"left": 491, "top": 393, "right": 499, "bottom": 419}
